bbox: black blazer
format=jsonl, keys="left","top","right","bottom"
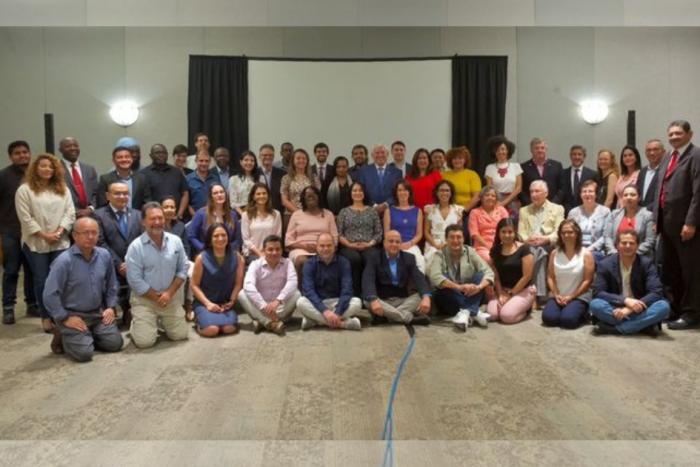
{"left": 94, "top": 206, "right": 143, "bottom": 271}
{"left": 652, "top": 143, "right": 700, "bottom": 234}
{"left": 593, "top": 253, "right": 663, "bottom": 308}
{"left": 63, "top": 160, "right": 98, "bottom": 209}
{"left": 96, "top": 170, "right": 152, "bottom": 210}
{"left": 261, "top": 166, "right": 286, "bottom": 213}
{"left": 362, "top": 248, "right": 430, "bottom": 301}
{"left": 519, "top": 158, "right": 563, "bottom": 205}
{"left": 311, "top": 164, "right": 336, "bottom": 189}
{"left": 558, "top": 165, "right": 598, "bottom": 214}
{"left": 636, "top": 165, "right": 660, "bottom": 208}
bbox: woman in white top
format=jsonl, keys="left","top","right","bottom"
{"left": 542, "top": 219, "right": 594, "bottom": 329}
{"left": 228, "top": 151, "right": 262, "bottom": 215}
{"left": 484, "top": 135, "right": 522, "bottom": 217}
{"left": 567, "top": 179, "right": 610, "bottom": 263}
{"left": 15, "top": 154, "right": 76, "bottom": 332}
{"left": 423, "top": 180, "right": 464, "bottom": 267}
{"left": 240, "top": 182, "right": 282, "bottom": 264}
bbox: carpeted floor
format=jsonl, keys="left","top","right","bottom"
{"left": 1, "top": 304, "right": 700, "bottom": 466}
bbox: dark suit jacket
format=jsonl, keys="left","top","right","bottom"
{"left": 356, "top": 164, "right": 403, "bottom": 206}
{"left": 593, "top": 253, "right": 663, "bottom": 308}
{"left": 636, "top": 165, "right": 660, "bottom": 208}
{"left": 652, "top": 143, "right": 700, "bottom": 234}
{"left": 362, "top": 248, "right": 430, "bottom": 301}
{"left": 558, "top": 165, "right": 598, "bottom": 214}
{"left": 311, "top": 163, "right": 336, "bottom": 209}
{"left": 96, "top": 170, "right": 152, "bottom": 210}
{"left": 388, "top": 161, "right": 412, "bottom": 177}
{"left": 63, "top": 160, "right": 98, "bottom": 209}
{"left": 94, "top": 206, "right": 143, "bottom": 281}
{"left": 519, "top": 158, "right": 563, "bottom": 205}
{"left": 261, "top": 166, "right": 286, "bottom": 213}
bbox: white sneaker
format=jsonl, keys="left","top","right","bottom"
{"left": 473, "top": 310, "right": 489, "bottom": 328}
{"left": 301, "top": 317, "right": 316, "bottom": 331}
{"left": 344, "top": 317, "right": 362, "bottom": 331}
{"left": 453, "top": 309, "right": 470, "bottom": 324}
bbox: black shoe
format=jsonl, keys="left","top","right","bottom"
{"left": 594, "top": 322, "right": 619, "bottom": 335}
{"left": 2, "top": 308, "right": 15, "bottom": 325}
{"left": 667, "top": 317, "right": 699, "bottom": 331}
{"left": 410, "top": 314, "right": 431, "bottom": 326}
{"left": 641, "top": 323, "right": 661, "bottom": 337}
{"left": 25, "top": 303, "right": 40, "bottom": 317}
{"left": 252, "top": 320, "right": 263, "bottom": 335}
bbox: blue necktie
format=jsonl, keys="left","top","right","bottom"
{"left": 117, "top": 211, "right": 128, "bottom": 237}
{"left": 378, "top": 167, "right": 384, "bottom": 185}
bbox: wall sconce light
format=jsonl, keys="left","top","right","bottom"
{"left": 580, "top": 100, "right": 609, "bottom": 125}
{"left": 109, "top": 101, "right": 139, "bottom": 127}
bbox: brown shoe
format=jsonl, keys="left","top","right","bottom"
{"left": 184, "top": 300, "right": 195, "bottom": 322}
{"left": 50, "top": 327, "right": 64, "bottom": 354}
{"left": 267, "top": 321, "right": 285, "bottom": 336}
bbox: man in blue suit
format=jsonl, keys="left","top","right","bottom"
{"left": 356, "top": 144, "right": 402, "bottom": 215}
{"left": 590, "top": 229, "right": 669, "bottom": 336}
{"left": 94, "top": 181, "right": 143, "bottom": 327}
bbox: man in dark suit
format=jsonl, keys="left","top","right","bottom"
{"left": 258, "top": 144, "right": 286, "bottom": 213}
{"left": 96, "top": 146, "right": 152, "bottom": 210}
{"left": 558, "top": 145, "right": 598, "bottom": 214}
{"left": 58, "top": 137, "right": 98, "bottom": 218}
{"left": 362, "top": 230, "right": 432, "bottom": 325}
{"left": 653, "top": 120, "right": 700, "bottom": 329}
{"left": 388, "top": 140, "right": 412, "bottom": 177}
{"left": 311, "top": 142, "right": 335, "bottom": 189}
{"left": 94, "top": 181, "right": 143, "bottom": 327}
{"left": 356, "top": 144, "right": 402, "bottom": 215}
{"left": 349, "top": 144, "right": 368, "bottom": 180}
{"left": 590, "top": 229, "right": 669, "bottom": 335}
{"left": 636, "top": 139, "right": 665, "bottom": 208}
{"left": 519, "top": 137, "right": 563, "bottom": 205}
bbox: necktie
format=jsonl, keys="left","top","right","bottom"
{"left": 378, "top": 167, "right": 385, "bottom": 186}
{"left": 117, "top": 211, "right": 128, "bottom": 237}
{"left": 573, "top": 168, "right": 581, "bottom": 195}
{"left": 660, "top": 150, "right": 679, "bottom": 209}
{"left": 319, "top": 166, "right": 325, "bottom": 182}
{"left": 71, "top": 163, "right": 88, "bottom": 208}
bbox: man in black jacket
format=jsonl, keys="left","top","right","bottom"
{"left": 636, "top": 139, "right": 664, "bottom": 208}
{"left": 520, "top": 137, "right": 563, "bottom": 205}
{"left": 558, "top": 145, "right": 598, "bottom": 214}
{"left": 96, "top": 146, "right": 152, "bottom": 209}
{"left": 362, "top": 230, "right": 431, "bottom": 325}
{"left": 258, "top": 144, "right": 286, "bottom": 213}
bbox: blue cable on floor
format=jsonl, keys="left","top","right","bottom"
{"left": 381, "top": 326, "right": 416, "bottom": 467}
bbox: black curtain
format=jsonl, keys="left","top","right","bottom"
{"left": 452, "top": 56, "right": 508, "bottom": 180}
{"left": 188, "top": 55, "right": 248, "bottom": 173}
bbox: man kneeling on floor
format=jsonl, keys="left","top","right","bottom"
{"left": 297, "top": 233, "right": 362, "bottom": 331}
{"left": 43, "top": 217, "right": 123, "bottom": 361}
{"left": 239, "top": 234, "right": 301, "bottom": 335}
{"left": 429, "top": 224, "right": 494, "bottom": 332}
{"left": 590, "top": 229, "right": 670, "bottom": 336}
{"left": 362, "top": 230, "right": 431, "bottom": 325}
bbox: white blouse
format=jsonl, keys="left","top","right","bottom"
{"left": 228, "top": 174, "right": 264, "bottom": 209}
{"left": 240, "top": 209, "right": 282, "bottom": 257}
{"left": 15, "top": 184, "right": 75, "bottom": 253}
{"left": 552, "top": 248, "right": 591, "bottom": 302}
{"left": 485, "top": 162, "right": 522, "bottom": 194}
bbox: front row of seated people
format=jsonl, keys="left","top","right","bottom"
{"left": 43, "top": 193, "right": 670, "bottom": 362}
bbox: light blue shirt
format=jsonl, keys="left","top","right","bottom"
{"left": 386, "top": 253, "right": 399, "bottom": 286}
{"left": 217, "top": 167, "right": 230, "bottom": 191}
{"left": 43, "top": 245, "right": 118, "bottom": 322}
{"left": 126, "top": 231, "right": 188, "bottom": 295}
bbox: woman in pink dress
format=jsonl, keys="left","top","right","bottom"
{"left": 613, "top": 145, "right": 641, "bottom": 208}
{"left": 468, "top": 186, "right": 510, "bottom": 263}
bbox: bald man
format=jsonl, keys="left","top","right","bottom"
{"left": 58, "top": 137, "right": 99, "bottom": 218}
{"left": 43, "top": 217, "right": 123, "bottom": 361}
{"left": 362, "top": 230, "right": 432, "bottom": 325}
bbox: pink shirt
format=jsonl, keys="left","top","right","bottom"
{"left": 468, "top": 205, "right": 510, "bottom": 250}
{"left": 243, "top": 257, "right": 298, "bottom": 309}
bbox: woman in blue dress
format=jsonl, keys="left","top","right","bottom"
{"left": 190, "top": 222, "right": 245, "bottom": 337}
{"left": 383, "top": 180, "right": 426, "bottom": 272}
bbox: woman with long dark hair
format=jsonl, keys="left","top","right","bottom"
{"left": 241, "top": 182, "right": 282, "bottom": 263}
{"left": 406, "top": 148, "right": 442, "bottom": 210}
{"left": 325, "top": 156, "right": 353, "bottom": 215}
{"left": 187, "top": 183, "right": 241, "bottom": 255}
{"left": 228, "top": 150, "right": 263, "bottom": 215}
{"left": 614, "top": 145, "right": 642, "bottom": 208}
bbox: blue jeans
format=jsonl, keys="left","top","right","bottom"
{"left": 589, "top": 298, "right": 670, "bottom": 334}
{"left": 22, "top": 246, "right": 65, "bottom": 319}
{"left": 2, "top": 233, "right": 35, "bottom": 309}
{"left": 433, "top": 272, "right": 484, "bottom": 317}
{"left": 542, "top": 298, "right": 588, "bottom": 329}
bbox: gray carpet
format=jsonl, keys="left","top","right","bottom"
{"left": 2, "top": 306, "right": 700, "bottom": 466}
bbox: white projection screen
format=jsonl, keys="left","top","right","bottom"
{"left": 249, "top": 59, "right": 451, "bottom": 160}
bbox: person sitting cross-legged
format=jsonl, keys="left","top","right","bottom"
{"left": 589, "top": 229, "right": 670, "bottom": 336}
{"left": 238, "top": 234, "right": 301, "bottom": 336}
{"left": 43, "top": 217, "right": 123, "bottom": 361}
{"left": 297, "top": 233, "right": 363, "bottom": 331}
{"left": 429, "top": 224, "right": 494, "bottom": 332}
{"left": 362, "top": 230, "right": 432, "bottom": 325}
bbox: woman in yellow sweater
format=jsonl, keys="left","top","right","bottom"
{"left": 442, "top": 146, "right": 482, "bottom": 215}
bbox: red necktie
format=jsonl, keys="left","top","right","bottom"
{"left": 660, "top": 150, "right": 679, "bottom": 209}
{"left": 71, "top": 163, "right": 88, "bottom": 208}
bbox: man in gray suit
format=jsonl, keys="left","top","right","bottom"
{"left": 653, "top": 120, "right": 700, "bottom": 329}
{"left": 59, "top": 137, "right": 98, "bottom": 218}
{"left": 637, "top": 139, "right": 665, "bottom": 208}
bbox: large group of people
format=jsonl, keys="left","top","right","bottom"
{"left": 1, "top": 120, "right": 699, "bottom": 363}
